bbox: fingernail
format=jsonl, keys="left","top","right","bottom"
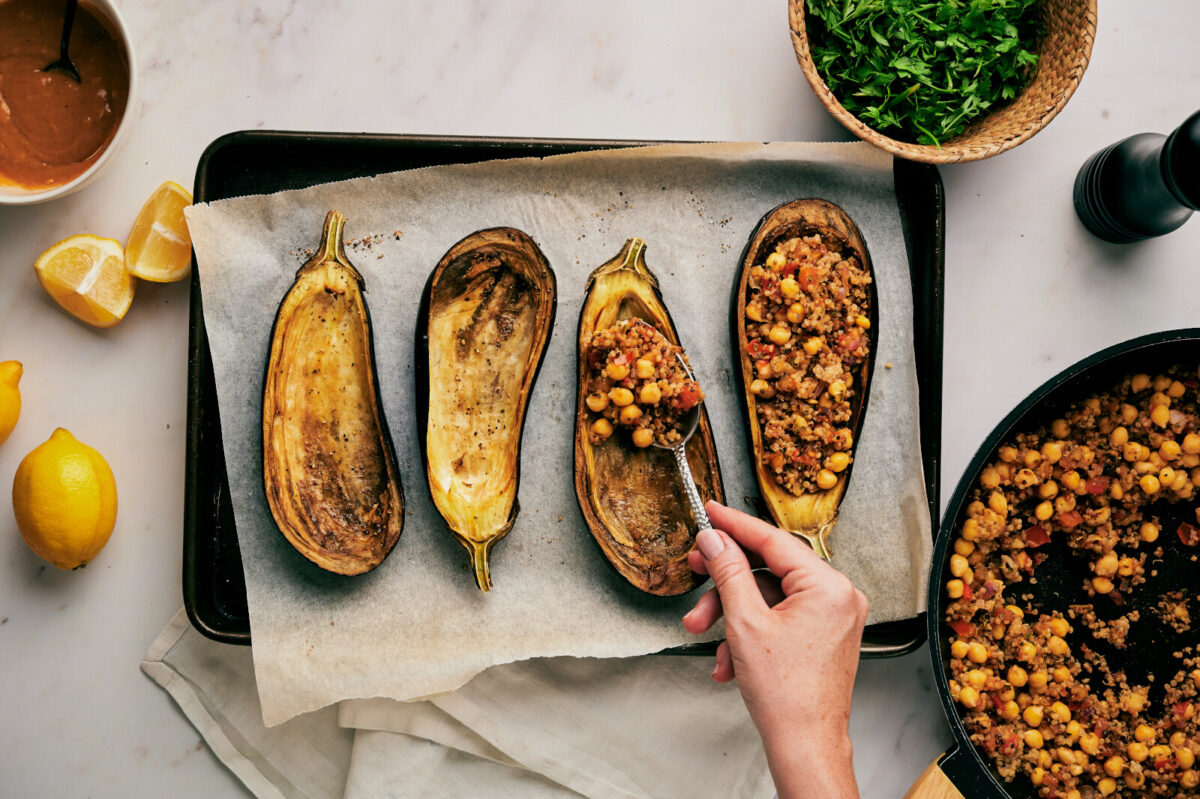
{"left": 696, "top": 527, "right": 724, "bottom": 560}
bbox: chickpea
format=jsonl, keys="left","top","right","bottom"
{"left": 585, "top": 391, "right": 610, "bottom": 412}
{"left": 1182, "top": 770, "right": 1200, "bottom": 789}
{"left": 1001, "top": 700, "right": 1020, "bottom": 720}
{"left": 1103, "top": 755, "right": 1125, "bottom": 778}
{"left": 998, "top": 445, "right": 1019, "bottom": 463}
{"left": 786, "top": 303, "right": 804, "bottom": 324}
{"left": 1120, "top": 403, "right": 1139, "bottom": 424}
{"left": 1051, "top": 418, "right": 1071, "bottom": 438}
{"left": 855, "top": 314, "right": 870, "bottom": 328}
{"left": 1092, "top": 576, "right": 1114, "bottom": 594}
{"left": 1140, "top": 474, "right": 1161, "bottom": 495}
{"left": 950, "top": 640, "right": 969, "bottom": 659}
{"left": 619, "top": 404, "right": 643, "bottom": 425}
{"left": 1141, "top": 521, "right": 1160, "bottom": 542}
{"left": 1151, "top": 403, "right": 1171, "bottom": 427}
{"left": 1123, "top": 692, "right": 1146, "bottom": 714}
{"left": 606, "top": 361, "right": 630, "bottom": 381}
{"left": 958, "top": 686, "right": 979, "bottom": 709}
{"left": 949, "top": 554, "right": 970, "bottom": 579}
{"left": 779, "top": 277, "right": 800, "bottom": 298}
{"left": 1061, "top": 470, "right": 1082, "bottom": 491}
{"left": 1134, "top": 724, "right": 1155, "bottom": 743}
{"left": 1184, "top": 432, "right": 1200, "bottom": 454}
{"left": 634, "top": 358, "right": 655, "bottom": 379}
{"left": 768, "top": 325, "right": 791, "bottom": 346}
{"left": 1179, "top": 748, "right": 1196, "bottom": 770}
{"left": 749, "top": 379, "right": 775, "bottom": 399}
{"left": 1095, "top": 552, "right": 1119, "bottom": 576}
{"left": 946, "top": 579, "right": 964, "bottom": 599}
{"left": 1008, "top": 665, "right": 1029, "bottom": 687}
{"left": 591, "top": 418, "right": 613, "bottom": 440}
{"left": 631, "top": 428, "right": 654, "bottom": 448}
{"left": 802, "top": 336, "right": 822, "bottom": 355}
{"left": 953, "top": 538, "right": 975, "bottom": 557}
{"left": 1127, "top": 741, "right": 1149, "bottom": 762}
{"left": 1131, "top": 373, "right": 1151, "bottom": 392}
{"left": 1029, "top": 670, "right": 1048, "bottom": 690}
{"left": 1161, "top": 439, "right": 1183, "bottom": 460}
{"left": 1110, "top": 426, "right": 1130, "bottom": 447}
{"left": 833, "top": 429, "right": 853, "bottom": 449}
{"left": 967, "top": 642, "right": 988, "bottom": 664}
{"left": 765, "top": 251, "right": 786, "bottom": 271}
{"left": 1097, "top": 777, "right": 1117, "bottom": 796}
{"left": 827, "top": 452, "right": 851, "bottom": 473}
{"left": 609, "top": 387, "right": 634, "bottom": 407}
{"left": 744, "top": 301, "right": 766, "bottom": 323}
{"left": 1041, "top": 441, "right": 1063, "bottom": 463}
{"left": 965, "top": 669, "right": 987, "bottom": 690}
{"left": 1149, "top": 744, "right": 1172, "bottom": 762}
{"left": 979, "top": 466, "right": 1001, "bottom": 489}
{"left": 815, "top": 469, "right": 838, "bottom": 490}
{"left": 1048, "top": 636, "right": 1070, "bottom": 657}
{"left": 988, "top": 490, "right": 1008, "bottom": 514}
{"left": 1049, "top": 616, "right": 1070, "bottom": 637}
{"left": 1080, "top": 733, "right": 1101, "bottom": 756}
{"left": 1023, "top": 705, "right": 1045, "bottom": 726}
{"left": 1024, "top": 729, "right": 1045, "bottom": 749}
{"left": 1017, "top": 641, "right": 1037, "bottom": 662}
{"left": 1169, "top": 379, "right": 1187, "bottom": 398}
{"left": 1050, "top": 701, "right": 1071, "bottom": 723}
{"left": 639, "top": 382, "right": 662, "bottom": 405}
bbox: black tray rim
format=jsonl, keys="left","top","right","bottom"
{"left": 183, "top": 130, "right": 946, "bottom": 654}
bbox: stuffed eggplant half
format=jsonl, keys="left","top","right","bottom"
{"left": 575, "top": 238, "right": 724, "bottom": 596}
{"left": 262, "top": 210, "right": 405, "bottom": 576}
{"left": 417, "top": 228, "right": 557, "bottom": 592}
{"left": 732, "top": 199, "right": 876, "bottom": 560}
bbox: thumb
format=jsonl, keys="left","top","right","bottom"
{"left": 695, "top": 528, "right": 767, "bottom": 617}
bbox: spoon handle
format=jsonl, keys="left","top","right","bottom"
{"left": 673, "top": 443, "right": 710, "bottom": 531}
{"left": 60, "top": 0, "right": 78, "bottom": 60}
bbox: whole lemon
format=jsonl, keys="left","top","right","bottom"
{"left": 13, "top": 428, "right": 118, "bottom": 569}
{"left": 0, "top": 361, "right": 20, "bottom": 445}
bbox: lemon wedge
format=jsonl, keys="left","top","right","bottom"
{"left": 0, "top": 360, "right": 21, "bottom": 446}
{"left": 125, "top": 180, "right": 193, "bottom": 283}
{"left": 34, "top": 234, "right": 134, "bottom": 328}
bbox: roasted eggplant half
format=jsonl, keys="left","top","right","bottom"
{"left": 574, "top": 238, "right": 725, "bottom": 595}
{"left": 732, "top": 199, "right": 876, "bottom": 560}
{"left": 417, "top": 228, "right": 557, "bottom": 592}
{"left": 262, "top": 210, "right": 405, "bottom": 575}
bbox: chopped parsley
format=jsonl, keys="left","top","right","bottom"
{"left": 805, "top": 0, "right": 1042, "bottom": 146}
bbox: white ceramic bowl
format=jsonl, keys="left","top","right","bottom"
{"left": 0, "top": 0, "right": 139, "bottom": 205}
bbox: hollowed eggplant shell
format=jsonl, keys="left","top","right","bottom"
{"left": 262, "top": 210, "right": 405, "bottom": 576}
{"left": 416, "top": 227, "right": 557, "bottom": 592}
{"left": 731, "top": 199, "right": 877, "bottom": 560}
{"left": 574, "top": 238, "right": 725, "bottom": 596}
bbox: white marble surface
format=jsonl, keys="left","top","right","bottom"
{"left": 1, "top": 1, "right": 1198, "bottom": 796}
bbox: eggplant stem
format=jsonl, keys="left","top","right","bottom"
{"left": 299, "top": 210, "right": 364, "bottom": 284}
{"left": 467, "top": 540, "right": 493, "bottom": 592}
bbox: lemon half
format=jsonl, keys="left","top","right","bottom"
{"left": 125, "top": 180, "right": 193, "bottom": 283}
{"left": 0, "top": 361, "right": 20, "bottom": 446}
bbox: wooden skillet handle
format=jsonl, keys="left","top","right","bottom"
{"left": 903, "top": 756, "right": 966, "bottom": 799}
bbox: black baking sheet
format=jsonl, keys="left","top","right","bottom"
{"left": 183, "top": 131, "right": 945, "bottom": 653}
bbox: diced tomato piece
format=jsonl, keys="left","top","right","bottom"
{"left": 961, "top": 583, "right": 974, "bottom": 601}
{"left": 1109, "top": 591, "right": 1125, "bottom": 606}
{"left": 1173, "top": 701, "right": 1193, "bottom": 720}
{"left": 587, "top": 347, "right": 607, "bottom": 368}
{"left": 611, "top": 352, "right": 628, "bottom": 366}
{"left": 1026, "top": 525, "right": 1050, "bottom": 547}
{"left": 836, "top": 330, "right": 862, "bottom": 355}
{"left": 673, "top": 383, "right": 701, "bottom": 410}
{"left": 1155, "top": 759, "right": 1173, "bottom": 771}
{"left": 1085, "top": 476, "right": 1111, "bottom": 495}
{"left": 1178, "top": 522, "right": 1200, "bottom": 546}
{"left": 1057, "top": 510, "right": 1083, "bottom": 529}
{"left": 949, "top": 619, "right": 974, "bottom": 637}
{"left": 780, "top": 261, "right": 798, "bottom": 277}
{"left": 798, "top": 265, "right": 818, "bottom": 289}
{"left": 746, "top": 340, "right": 775, "bottom": 359}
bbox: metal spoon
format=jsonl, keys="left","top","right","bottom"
{"left": 651, "top": 353, "right": 710, "bottom": 531}
{"left": 43, "top": 0, "right": 81, "bottom": 83}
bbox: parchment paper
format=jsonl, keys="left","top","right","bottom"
{"left": 185, "top": 141, "right": 932, "bottom": 726}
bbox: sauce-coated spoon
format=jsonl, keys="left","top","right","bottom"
{"left": 651, "top": 353, "right": 710, "bottom": 531}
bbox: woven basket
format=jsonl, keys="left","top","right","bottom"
{"left": 789, "top": 0, "right": 1098, "bottom": 164}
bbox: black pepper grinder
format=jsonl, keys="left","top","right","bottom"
{"left": 1073, "top": 109, "right": 1200, "bottom": 243}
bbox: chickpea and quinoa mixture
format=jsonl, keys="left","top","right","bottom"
{"left": 743, "top": 232, "right": 872, "bottom": 494}
{"left": 945, "top": 366, "right": 1200, "bottom": 798}
{"left": 584, "top": 319, "right": 703, "bottom": 449}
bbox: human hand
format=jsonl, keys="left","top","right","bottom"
{"left": 681, "top": 501, "right": 867, "bottom": 799}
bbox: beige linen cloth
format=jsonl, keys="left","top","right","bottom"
{"left": 142, "top": 609, "right": 773, "bottom": 799}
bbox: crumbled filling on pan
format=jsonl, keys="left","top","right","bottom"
{"left": 944, "top": 366, "right": 1200, "bottom": 798}
{"left": 743, "top": 233, "right": 872, "bottom": 494}
{"left": 584, "top": 319, "right": 702, "bottom": 448}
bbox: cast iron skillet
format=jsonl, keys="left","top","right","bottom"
{"left": 909, "top": 329, "right": 1200, "bottom": 798}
